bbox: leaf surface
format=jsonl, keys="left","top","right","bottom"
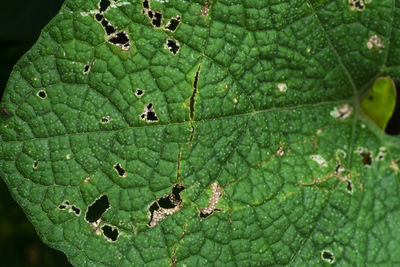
{"left": 1, "top": 0, "right": 400, "bottom": 266}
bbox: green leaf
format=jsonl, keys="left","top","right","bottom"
{"left": 360, "top": 77, "right": 396, "bottom": 130}
{"left": 1, "top": 0, "right": 400, "bottom": 266}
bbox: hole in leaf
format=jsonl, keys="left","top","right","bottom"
{"left": 37, "top": 90, "right": 47, "bottom": 99}
{"left": 142, "top": 0, "right": 150, "bottom": 9}
{"left": 84, "top": 64, "right": 90, "bottom": 73}
{"left": 109, "top": 31, "right": 130, "bottom": 49}
{"left": 58, "top": 200, "right": 70, "bottom": 210}
{"left": 358, "top": 148, "right": 372, "bottom": 167}
{"left": 165, "top": 38, "right": 180, "bottom": 55}
{"left": 95, "top": 13, "right": 104, "bottom": 22}
{"left": 101, "top": 225, "right": 119, "bottom": 241}
{"left": 105, "top": 24, "right": 116, "bottom": 35}
{"left": 85, "top": 195, "right": 110, "bottom": 223}
{"left": 99, "top": 0, "right": 111, "bottom": 13}
{"left": 321, "top": 250, "right": 335, "bottom": 264}
{"left": 135, "top": 89, "right": 144, "bottom": 97}
{"left": 349, "top": 0, "right": 365, "bottom": 11}
{"left": 147, "top": 184, "right": 185, "bottom": 227}
{"left": 113, "top": 162, "right": 127, "bottom": 177}
{"left": 385, "top": 81, "right": 400, "bottom": 135}
{"left": 346, "top": 180, "right": 353, "bottom": 194}
{"left": 140, "top": 102, "right": 159, "bottom": 123}
{"left": 33, "top": 161, "right": 38, "bottom": 169}
{"left": 100, "top": 116, "right": 112, "bottom": 124}
{"left": 164, "top": 15, "right": 181, "bottom": 32}
{"left": 71, "top": 205, "right": 81, "bottom": 215}
{"left": 148, "top": 11, "right": 162, "bottom": 27}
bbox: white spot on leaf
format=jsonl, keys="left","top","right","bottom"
{"left": 330, "top": 104, "right": 353, "bottom": 119}
{"left": 310, "top": 154, "right": 328, "bottom": 167}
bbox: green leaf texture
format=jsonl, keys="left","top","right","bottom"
{"left": 1, "top": 0, "right": 400, "bottom": 266}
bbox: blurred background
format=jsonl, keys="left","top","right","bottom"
{"left": 0, "top": 1, "right": 71, "bottom": 266}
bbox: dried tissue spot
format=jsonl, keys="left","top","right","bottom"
{"left": 165, "top": 38, "right": 180, "bottom": 55}
{"left": 321, "top": 250, "right": 335, "bottom": 264}
{"left": 358, "top": 147, "right": 372, "bottom": 167}
{"left": 330, "top": 104, "right": 353, "bottom": 119}
{"left": 367, "top": 35, "right": 384, "bottom": 51}
{"left": 310, "top": 154, "right": 328, "bottom": 168}
{"left": 276, "top": 145, "right": 284, "bottom": 156}
{"left": 277, "top": 83, "right": 287, "bottom": 93}
{"left": 202, "top": 2, "right": 209, "bottom": 16}
{"left": 140, "top": 103, "right": 159, "bottom": 122}
{"left": 148, "top": 184, "right": 185, "bottom": 227}
{"left": 200, "top": 182, "right": 223, "bottom": 218}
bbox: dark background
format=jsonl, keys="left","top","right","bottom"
{"left": 0, "top": 1, "right": 72, "bottom": 266}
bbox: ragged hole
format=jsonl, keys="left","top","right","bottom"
{"left": 164, "top": 15, "right": 181, "bottom": 32}
{"left": 358, "top": 147, "right": 372, "bottom": 167}
{"left": 135, "top": 89, "right": 144, "bottom": 97}
{"left": 346, "top": 180, "right": 353, "bottom": 194}
{"left": 95, "top": 13, "right": 104, "bottom": 22}
{"left": 148, "top": 11, "right": 162, "bottom": 27}
{"left": 58, "top": 200, "right": 70, "bottom": 210}
{"left": 142, "top": 0, "right": 150, "bottom": 9}
{"left": 37, "top": 90, "right": 47, "bottom": 99}
{"left": 321, "top": 250, "right": 335, "bottom": 264}
{"left": 113, "top": 162, "right": 127, "bottom": 177}
{"left": 99, "top": 0, "right": 111, "bottom": 13}
{"left": 147, "top": 184, "right": 185, "bottom": 227}
{"left": 140, "top": 102, "right": 159, "bottom": 123}
{"left": 165, "top": 38, "right": 180, "bottom": 55}
{"left": 83, "top": 63, "right": 90, "bottom": 73}
{"left": 349, "top": 0, "right": 365, "bottom": 11}
{"left": 100, "top": 116, "right": 112, "bottom": 124}
{"left": 101, "top": 225, "right": 119, "bottom": 241}
{"left": 85, "top": 194, "right": 110, "bottom": 223}
{"left": 109, "top": 31, "right": 130, "bottom": 50}
{"left": 71, "top": 205, "right": 81, "bottom": 215}
{"left": 33, "top": 160, "right": 38, "bottom": 169}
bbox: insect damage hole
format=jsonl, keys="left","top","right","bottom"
{"left": 58, "top": 200, "right": 70, "bottom": 210}
{"left": 85, "top": 194, "right": 110, "bottom": 223}
{"left": 83, "top": 63, "right": 91, "bottom": 73}
{"left": 113, "top": 162, "right": 127, "bottom": 177}
{"left": 200, "top": 182, "right": 223, "bottom": 219}
{"left": 358, "top": 147, "right": 372, "bottom": 167}
{"left": 321, "top": 250, "right": 335, "bottom": 264}
{"left": 101, "top": 224, "right": 119, "bottom": 242}
{"left": 346, "top": 180, "right": 353, "bottom": 194}
{"left": 99, "top": 0, "right": 111, "bottom": 13}
{"left": 349, "top": 0, "right": 365, "bottom": 11}
{"left": 367, "top": 35, "right": 384, "bottom": 51}
{"left": 140, "top": 103, "right": 159, "bottom": 123}
{"left": 147, "top": 184, "right": 185, "bottom": 227}
{"left": 71, "top": 205, "right": 81, "bottom": 216}
{"left": 164, "top": 15, "right": 181, "bottom": 32}
{"left": 100, "top": 116, "right": 112, "bottom": 124}
{"left": 165, "top": 38, "right": 180, "bottom": 55}
{"left": 109, "top": 31, "right": 130, "bottom": 50}
{"left": 135, "top": 88, "right": 144, "bottom": 97}
{"left": 33, "top": 160, "right": 39, "bottom": 169}
{"left": 37, "top": 90, "right": 47, "bottom": 99}
{"left": 148, "top": 10, "right": 163, "bottom": 27}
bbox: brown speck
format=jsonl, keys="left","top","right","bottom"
{"left": 1, "top": 108, "right": 10, "bottom": 116}
{"left": 202, "top": 2, "right": 209, "bottom": 16}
